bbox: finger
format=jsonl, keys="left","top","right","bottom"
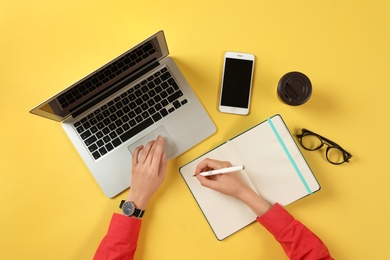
{"left": 150, "top": 136, "right": 165, "bottom": 166}
{"left": 196, "top": 174, "right": 218, "bottom": 190}
{"left": 194, "top": 158, "right": 214, "bottom": 175}
{"left": 194, "top": 158, "right": 231, "bottom": 175}
{"left": 132, "top": 145, "right": 144, "bottom": 168}
{"left": 139, "top": 140, "right": 155, "bottom": 163}
{"left": 146, "top": 136, "right": 163, "bottom": 165}
{"left": 158, "top": 152, "right": 167, "bottom": 180}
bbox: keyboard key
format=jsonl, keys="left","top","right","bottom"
{"left": 85, "top": 135, "right": 97, "bottom": 146}
{"left": 141, "top": 103, "right": 148, "bottom": 111}
{"left": 80, "top": 130, "right": 91, "bottom": 140}
{"left": 99, "top": 147, "right": 107, "bottom": 155}
{"left": 160, "top": 108, "right": 168, "bottom": 117}
{"left": 161, "top": 91, "right": 168, "bottom": 99}
{"left": 103, "top": 136, "right": 111, "bottom": 143}
{"left": 167, "top": 87, "right": 174, "bottom": 95}
{"left": 97, "top": 122, "right": 105, "bottom": 129}
{"left": 105, "top": 143, "right": 114, "bottom": 151}
{"left": 116, "top": 127, "right": 124, "bottom": 135}
{"left": 115, "top": 119, "right": 123, "bottom": 127}
{"left": 82, "top": 122, "right": 91, "bottom": 129}
{"left": 141, "top": 86, "right": 149, "bottom": 93}
{"left": 168, "top": 90, "right": 183, "bottom": 103}
{"left": 112, "top": 138, "right": 122, "bottom": 147}
{"left": 142, "top": 111, "right": 149, "bottom": 119}
{"left": 122, "top": 115, "right": 129, "bottom": 122}
{"left": 102, "top": 127, "right": 110, "bottom": 135}
{"left": 135, "top": 115, "right": 143, "bottom": 123}
{"left": 168, "top": 78, "right": 179, "bottom": 90}
{"left": 96, "top": 131, "right": 104, "bottom": 139}
{"left": 109, "top": 123, "right": 116, "bottom": 131}
{"left": 161, "top": 71, "right": 171, "bottom": 81}
{"left": 90, "top": 126, "right": 98, "bottom": 134}
{"left": 153, "top": 95, "right": 162, "bottom": 103}
{"left": 92, "top": 151, "right": 101, "bottom": 160}
{"left": 154, "top": 103, "right": 162, "bottom": 111}
{"left": 173, "top": 100, "right": 181, "bottom": 109}
{"left": 102, "top": 110, "right": 110, "bottom": 117}
{"left": 97, "top": 140, "right": 104, "bottom": 147}
{"left": 122, "top": 123, "right": 130, "bottom": 131}
{"left": 152, "top": 112, "right": 162, "bottom": 122}
{"left": 88, "top": 144, "right": 98, "bottom": 152}
{"left": 135, "top": 98, "right": 143, "bottom": 105}
{"left": 76, "top": 126, "right": 84, "bottom": 134}
{"left": 120, "top": 118, "right": 153, "bottom": 143}
{"left": 103, "top": 118, "right": 111, "bottom": 125}
{"left": 148, "top": 107, "right": 156, "bottom": 115}
{"left": 90, "top": 118, "right": 97, "bottom": 125}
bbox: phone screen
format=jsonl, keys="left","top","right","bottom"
{"left": 220, "top": 58, "right": 254, "bottom": 108}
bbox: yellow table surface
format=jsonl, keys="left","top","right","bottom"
{"left": 1, "top": 1, "right": 389, "bottom": 259}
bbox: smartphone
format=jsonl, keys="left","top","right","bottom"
{"left": 219, "top": 51, "right": 255, "bottom": 115}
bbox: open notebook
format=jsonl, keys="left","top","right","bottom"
{"left": 179, "top": 114, "right": 320, "bottom": 240}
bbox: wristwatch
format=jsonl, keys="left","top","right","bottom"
{"left": 119, "top": 200, "right": 145, "bottom": 218}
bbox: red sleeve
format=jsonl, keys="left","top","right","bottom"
{"left": 257, "top": 203, "right": 333, "bottom": 260}
{"left": 94, "top": 213, "right": 142, "bottom": 260}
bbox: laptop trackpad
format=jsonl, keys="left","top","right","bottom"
{"left": 127, "top": 125, "right": 178, "bottom": 158}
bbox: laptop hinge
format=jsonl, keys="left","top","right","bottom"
{"left": 70, "top": 59, "right": 160, "bottom": 119}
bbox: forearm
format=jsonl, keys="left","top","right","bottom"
{"left": 258, "top": 204, "right": 333, "bottom": 260}
{"left": 94, "top": 214, "right": 142, "bottom": 260}
{"left": 236, "top": 187, "right": 271, "bottom": 216}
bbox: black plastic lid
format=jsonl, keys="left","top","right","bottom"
{"left": 277, "top": 72, "right": 312, "bottom": 106}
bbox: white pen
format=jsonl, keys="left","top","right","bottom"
{"left": 193, "top": 165, "right": 245, "bottom": 177}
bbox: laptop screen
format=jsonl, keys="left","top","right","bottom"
{"left": 30, "top": 31, "right": 169, "bottom": 121}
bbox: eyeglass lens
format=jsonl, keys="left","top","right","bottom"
{"left": 326, "top": 147, "right": 346, "bottom": 164}
{"left": 300, "top": 134, "right": 322, "bottom": 150}
{"left": 300, "top": 134, "right": 346, "bottom": 164}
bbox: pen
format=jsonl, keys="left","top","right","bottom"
{"left": 193, "top": 165, "right": 245, "bottom": 177}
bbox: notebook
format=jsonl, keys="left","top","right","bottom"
{"left": 180, "top": 114, "right": 320, "bottom": 240}
{"left": 30, "top": 30, "right": 216, "bottom": 198}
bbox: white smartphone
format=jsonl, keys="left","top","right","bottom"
{"left": 219, "top": 51, "right": 255, "bottom": 115}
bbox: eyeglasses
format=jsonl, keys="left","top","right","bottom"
{"left": 296, "top": 128, "right": 352, "bottom": 165}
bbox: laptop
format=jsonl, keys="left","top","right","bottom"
{"left": 30, "top": 30, "right": 216, "bottom": 198}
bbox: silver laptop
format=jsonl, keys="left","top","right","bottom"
{"left": 30, "top": 31, "right": 216, "bottom": 198}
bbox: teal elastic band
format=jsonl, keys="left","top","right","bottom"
{"left": 267, "top": 118, "right": 312, "bottom": 194}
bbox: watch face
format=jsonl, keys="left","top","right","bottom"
{"left": 122, "top": 201, "right": 135, "bottom": 216}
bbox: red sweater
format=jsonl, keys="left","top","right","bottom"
{"left": 94, "top": 203, "right": 333, "bottom": 259}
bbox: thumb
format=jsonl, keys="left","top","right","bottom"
{"left": 196, "top": 175, "right": 218, "bottom": 190}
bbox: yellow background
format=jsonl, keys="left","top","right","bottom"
{"left": 1, "top": 0, "right": 389, "bottom": 259}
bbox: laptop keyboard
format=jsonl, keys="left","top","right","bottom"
{"left": 58, "top": 41, "right": 156, "bottom": 109}
{"left": 73, "top": 67, "right": 188, "bottom": 160}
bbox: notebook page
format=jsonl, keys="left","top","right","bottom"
{"left": 225, "top": 140, "right": 260, "bottom": 195}
{"left": 270, "top": 116, "right": 320, "bottom": 194}
{"left": 180, "top": 142, "right": 257, "bottom": 240}
{"left": 228, "top": 115, "right": 320, "bottom": 206}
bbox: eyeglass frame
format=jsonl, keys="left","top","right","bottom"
{"left": 296, "top": 128, "right": 352, "bottom": 165}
